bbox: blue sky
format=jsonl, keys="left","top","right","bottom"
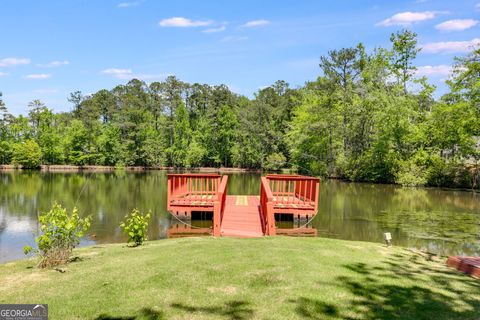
{"left": 0, "top": 0, "right": 479, "bottom": 115}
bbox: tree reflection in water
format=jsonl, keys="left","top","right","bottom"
{"left": 0, "top": 171, "right": 479, "bottom": 262}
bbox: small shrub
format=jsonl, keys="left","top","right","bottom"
{"left": 12, "top": 139, "right": 42, "bottom": 168}
{"left": 23, "top": 202, "right": 91, "bottom": 268}
{"left": 424, "top": 156, "right": 474, "bottom": 188}
{"left": 0, "top": 140, "right": 13, "bottom": 164}
{"left": 185, "top": 140, "right": 207, "bottom": 168}
{"left": 395, "top": 161, "right": 428, "bottom": 187}
{"left": 264, "top": 152, "right": 287, "bottom": 171}
{"left": 120, "top": 209, "right": 151, "bottom": 246}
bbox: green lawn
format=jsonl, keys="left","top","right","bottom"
{"left": 1, "top": 237, "right": 479, "bottom": 320}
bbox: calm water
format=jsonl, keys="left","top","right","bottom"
{"left": 0, "top": 171, "right": 479, "bottom": 262}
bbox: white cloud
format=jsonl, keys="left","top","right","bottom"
{"left": 101, "top": 68, "right": 133, "bottom": 78}
{"left": 159, "top": 17, "right": 213, "bottom": 27}
{"left": 376, "top": 11, "right": 444, "bottom": 26}
{"left": 33, "top": 88, "right": 59, "bottom": 94}
{"left": 118, "top": 1, "right": 142, "bottom": 8}
{"left": 422, "top": 38, "right": 480, "bottom": 53}
{"left": 101, "top": 68, "right": 164, "bottom": 80}
{"left": 220, "top": 36, "right": 248, "bottom": 42}
{"left": 0, "top": 72, "right": 8, "bottom": 77}
{"left": 0, "top": 57, "right": 30, "bottom": 67}
{"left": 242, "top": 19, "right": 270, "bottom": 28}
{"left": 435, "top": 19, "right": 478, "bottom": 31}
{"left": 202, "top": 25, "right": 226, "bottom": 33}
{"left": 416, "top": 65, "right": 452, "bottom": 77}
{"left": 37, "top": 60, "right": 70, "bottom": 68}
{"left": 24, "top": 73, "right": 51, "bottom": 80}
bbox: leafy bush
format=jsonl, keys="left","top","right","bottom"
{"left": 185, "top": 140, "right": 207, "bottom": 168}
{"left": 395, "top": 151, "right": 429, "bottom": 187}
{"left": 0, "top": 140, "right": 13, "bottom": 164}
{"left": 395, "top": 161, "right": 428, "bottom": 187}
{"left": 425, "top": 156, "right": 473, "bottom": 188}
{"left": 120, "top": 209, "right": 151, "bottom": 246}
{"left": 264, "top": 152, "right": 287, "bottom": 171}
{"left": 23, "top": 202, "right": 91, "bottom": 268}
{"left": 346, "top": 150, "right": 397, "bottom": 183}
{"left": 12, "top": 139, "right": 42, "bottom": 168}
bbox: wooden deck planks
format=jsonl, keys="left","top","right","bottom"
{"left": 221, "top": 195, "right": 264, "bottom": 237}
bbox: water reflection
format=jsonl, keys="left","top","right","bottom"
{"left": 314, "top": 180, "right": 480, "bottom": 256}
{"left": 0, "top": 171, "right": 479, "bottom": 262}
{"left": 168, "top": 220, "right": 212, "bottom": 238}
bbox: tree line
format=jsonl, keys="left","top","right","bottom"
{"left": 0, "top": 30, "right": 479, "bottom": 188}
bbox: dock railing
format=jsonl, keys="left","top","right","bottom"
{"left": 167, "top": 173, "right": 228, "bottom": 236}
{"left": 167, "top": 174, "right": 221, "bottom": 209}
{"left": 260, "top": 174, "right": 320, "bottom": 235}
{"left": 260, "top": 177, "right": 276, "bottom": 235}
{"left": 265, "top": 174, "right": 319, "bottom": 212}
{"left": 213, "top": 175, "right": 228, "bottom": 236}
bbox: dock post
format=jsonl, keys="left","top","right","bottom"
{"left": 267, "top": 202, "right": 276, "bottom": 236}
{"left": 213, "top": 201, "right": 221, "bottom": 236}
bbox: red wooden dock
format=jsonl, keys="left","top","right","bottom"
{"left": 221, "top": 196, "right": 263, "bottom": 237}
{"left": 447, "top": 256, "right": 480, "bottom": 279}
{"left": 167, "top": 173, "right": 320, "bottom": 237}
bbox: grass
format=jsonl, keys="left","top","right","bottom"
{"left": 0, "top": 237, "right": 479, "bottom": 320}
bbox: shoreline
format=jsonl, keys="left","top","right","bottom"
{"left": 0, "top": 164, "right": 264, "bottom": 173}
{"left": 1, "top": 165, "right": 478, "bottom": 191}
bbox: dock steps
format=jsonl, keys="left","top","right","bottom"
{"left": 220, "top": 196, "right": 263, "bottom": 237}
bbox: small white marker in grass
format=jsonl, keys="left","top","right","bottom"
{"left": 383, "top": 232, "right": 392, "bottom": 246}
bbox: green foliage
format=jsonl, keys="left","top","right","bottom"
{"left": 424, "top": 156, "right": 473, "bottom": 188}
{"left": 64, "top": 119, "right": 100, "bottom": 165}
{"left": 264, "top": 152, "right": 287, "bottom": 171}
{"left": 185, "top": 139, "right": 207, "bottom": 168}
{"left": 23, "top": 202, "right": 91, "bottom": 268}
{"left": 169, "top": 102, "right": 191, "bottom": 167}
{"left": 36, "top": 108, "right": 64, "bottom": 164}
{"left": 395, "top": 161, "right": 428, "bottom": 187}
{"left": 0, "top": 140, "right": 13, "bottom": 164}
{"left": 97, "top": 124, "right": 123, "bottom": 166}
{"left": 0, "top": 34, "right": 478, "bottom": 189}
{"left": 446, "top": 47, "right": 480, "bottom": 105}
{"left": 12, "top": 139, "right": 42, "bottom": 168}
{"left": 216, "top": 105, "right": 237, "bottom": 167}
{"left": 390, "top": 29, "right": 420, "bottom": 93}
{"left": 120, "top": 209, "right": 151, "bottom": 246}
{"left": 428, "top": 102, "right": 478, "bottom": 158}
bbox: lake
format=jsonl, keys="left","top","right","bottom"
{"left": 0, "top": 171, "right": 479, "bottom": 262}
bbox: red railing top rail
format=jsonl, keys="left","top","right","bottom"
{"left": 261, "top": 177, "right": 274, "bottom": 200}
{"left": 265, "top": 174, "right": 319, "bottom": 181}
{"left": 260, "top": 176, "right": 275, "bottom": 235}
{"left": 218, "top": 175, "right": 228, "bottom": 195}
{"left": 167, "top": 173, "right": 221, "bottom": 178}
